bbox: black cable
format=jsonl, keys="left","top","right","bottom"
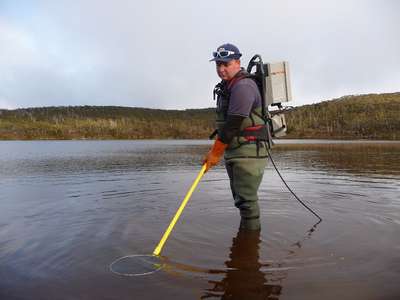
{"left": 266, "top": 147, "right": 322, "bottom": 222}
{"left": 245, "top": 53, "right": 321, "bottom": 222}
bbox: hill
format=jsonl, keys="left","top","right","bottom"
{"left": 0, "top": 106, "right": 215, "bottom": 140}
{"left": 0, "top": 92, "right": 399, "bottom": 140}
{"left": 285, "top": 92, "right": 400, "bottom": 139}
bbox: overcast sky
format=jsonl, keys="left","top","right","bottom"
{"left": 0, "top": 0, "right": 399, "bottom": 110}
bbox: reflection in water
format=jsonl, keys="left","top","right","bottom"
{"left": 201, "top": 228, "right": 283, "bottom": 300}
{"left": 0, "top": 141, "right": 211, "bottom": 178}
{"left": 274, "top": 143, "right": 400, "bottom": 177}
{"left": 200, "top": 221, "right": 322, "bottom": 299}
{"left": 288, "top": 220, "right": 321, "bottom": 253}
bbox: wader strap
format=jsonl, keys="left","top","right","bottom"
{"left": 209, "top": 129, "right": 218, "bottom": 140}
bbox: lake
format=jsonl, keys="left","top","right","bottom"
{"left": 0, "top": 140, "right": 399, "bottom": 300}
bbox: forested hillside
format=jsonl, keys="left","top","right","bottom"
{"left": 0, "top": 92, "right": 399, "bottom": 140}
{"left": 285, "top": 92, "right": 400, "bottom": 139}
{"left": 0, "top": 106, "right": 215, "bottom": 139}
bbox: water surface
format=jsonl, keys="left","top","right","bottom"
{"left": 0, "top": 140, "right": 399, "bottom": 299}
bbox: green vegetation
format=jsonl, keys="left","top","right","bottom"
{"left": 0, "top": 106, "right": 215, "bottom": 140}
{"left": 0, "top": 92, "right": 399, "bottom": 140}
{"left": 285, "top": 92, "right": 400, "bottom": 139}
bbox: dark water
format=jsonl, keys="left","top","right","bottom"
{"left": 0, "top": 140, "right": 399, "bottom": 300}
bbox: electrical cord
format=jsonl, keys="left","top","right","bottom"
{"left": 266, "top": 147, "right": 322, "bottom": 222}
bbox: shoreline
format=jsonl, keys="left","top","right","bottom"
{"left": 1, "top": 138, "right": 400, "bottom": 144}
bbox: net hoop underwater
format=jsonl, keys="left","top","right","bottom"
{"left": 109, "top": 254, "right": 164, "bottom": 277}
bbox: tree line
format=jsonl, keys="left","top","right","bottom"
{"left": 0, "top": 92, "right": 399, "bottom": 140}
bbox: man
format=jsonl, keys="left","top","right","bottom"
{"left": 203, "top": 43, "right": 269, "bottom": 231}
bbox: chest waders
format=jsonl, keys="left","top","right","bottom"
{"left": 213, "top": 69, "right": 271, "bottom": 230}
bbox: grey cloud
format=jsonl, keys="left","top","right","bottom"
{"left": 0, "top": 0, "right": 399, "bottom": 109}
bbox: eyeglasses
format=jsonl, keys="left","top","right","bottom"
{"left": 213, "top": 50, "right": 236, "bottom": 58}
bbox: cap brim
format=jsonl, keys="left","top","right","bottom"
{"left": 209, "top": 57, "right": 234, "bottom": 62}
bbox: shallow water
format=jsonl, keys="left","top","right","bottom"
{"left": 0, "top": 140, "right": 399, "bottom": 300}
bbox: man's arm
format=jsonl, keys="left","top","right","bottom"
{"left": 219, "top": 114, "right": 246, "bottom": 144}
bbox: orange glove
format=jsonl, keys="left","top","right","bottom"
{"left": 203, "top": 139, "right": 228, "bottom": 172}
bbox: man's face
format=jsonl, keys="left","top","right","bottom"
{"left": 216, "top": 59, "right": 241, "bottom": 81}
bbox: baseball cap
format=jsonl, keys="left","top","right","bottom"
{"left": 210, "top": 43, "right": 242, "bottom": 62}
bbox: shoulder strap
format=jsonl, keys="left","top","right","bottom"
{"left": 213, "top": 81, "right": 228, "bottom": 100}
{"left": 227, "top": 69, "right": 252, "bottom": 90}
{"left": 213, "top": 70, "right": 259, "bottom": 108}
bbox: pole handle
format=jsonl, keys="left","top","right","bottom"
{"left": 153, "top": 164, "right": 207, "bottom": 256}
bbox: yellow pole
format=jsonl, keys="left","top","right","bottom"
{"left": 153, "top": 164, "right": 207, "bottom": 256}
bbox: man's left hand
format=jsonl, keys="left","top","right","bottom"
{"left": 202, "top": 139, "right": 228, "bottom": 172}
